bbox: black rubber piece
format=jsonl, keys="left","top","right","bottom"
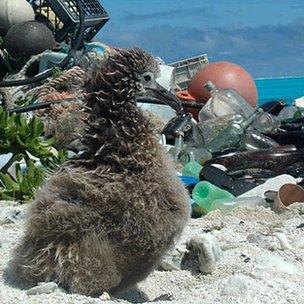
{"left": 200, "top": 164, "right": 257, "bottom": 196}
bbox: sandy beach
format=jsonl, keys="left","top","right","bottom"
{"left": 0, "top": 200, "right": 303, "bottom": 304}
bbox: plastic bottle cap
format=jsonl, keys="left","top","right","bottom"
{"left": 204, "top": 81, "right": 215, "bottom": 92}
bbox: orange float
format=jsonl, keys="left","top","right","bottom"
{"left": 188, "top": 61, "right": 258, "bottom": 109}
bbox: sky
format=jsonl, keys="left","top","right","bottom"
{"left": 98, "top": 0, "right": 304, "bottom": 78}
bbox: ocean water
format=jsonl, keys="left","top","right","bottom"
{"left": 255, "top": 76, "right": 304, "bottom": 106}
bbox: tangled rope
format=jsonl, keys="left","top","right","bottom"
{"left": 26, "top": 66, "right": 86, "bottom": 100}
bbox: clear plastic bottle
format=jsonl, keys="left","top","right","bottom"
{"left": 242, "top": 129, "right": 280, "bottom": 151}
{"left": 168, "top": 135, "right": 212, "bottom": 165}
{"left": 251, "top": 112, "right": 281, "bottom": 133}
{"left": 209, "top": 196, "right": 268, "bottom": 213}
{"left": 205, "top": 109, "right": 263, "bottom": 153}
{"left": 197, "top": 114, "right": 243, "bottom": 144}
{"left": 198, "top": 81, "right": 254, "bottom": 121}
{"left": 277, "top": 106, "right": 298, "bottom": 121}
{"left": 178, "top": 147, "right": 212, "bottom": 166}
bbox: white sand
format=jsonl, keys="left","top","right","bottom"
{"left": 0, "top": 201, "right": 303, "bottom": 304}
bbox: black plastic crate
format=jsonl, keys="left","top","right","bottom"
{"left": 27, "top": 0, "right": 109, "bottom": 41}
{"left": 47, "top": 0, "right": 109, "bottom": 26}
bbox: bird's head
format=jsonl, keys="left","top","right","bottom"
{"left": 85, "top": 47, "right": 181, "bottom": 111}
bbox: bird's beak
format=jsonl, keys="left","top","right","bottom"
{"left": 138, "top": 82, "right": 183, "bottom": 112}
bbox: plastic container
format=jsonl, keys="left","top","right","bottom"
{"left": 85, "top": 41, "right": 107, "bottom": 54}
{"left": 210, "top": 196, "right": 267, "bottom": 213}
{"left": 170, "top": 54, "right": 209, "bottom": 90}
{"left": 294, "top": 96, "right": 304, "bottom": 108}
{"left": 168, "top": 135, "right": 184, "bottom": 161}
{"left": 178, "top": 176, "right": 200, "bottom": 187}
{"left": 24, "top": 0, "right": 109, "bottom": 42}
{"left": 277, "top": 106, "right": 298, "bottom": 121}
{"left": 242, "top": 129, "right": 280, "bottom": 151}
{"left": 273, "top": 183, "right": 304, "bottom": 211}
{"left": 182, "top": 161, "right": 203, "bottom": 179}
{"left": 197, "top": 114, "right": 243, "bottom": 142}
{"left": 178, "top": 147, "right": 212, "bottom": 166}
{"left": 192, "top": 181, "right": 235, "bottom": 215}
{"left": 261, "top": 100, "right": 286, "bottom": 116}
{"left": 39, "top": 51, "right": 67, "bottom": 73}
{"left": 251, "top": 111, "right": 281, "bottom": 133}
{"left": 204, "top": 109, "right": 263, "bottom": 153}
{"left": 156, "top": 64, "right": 175, "bottom": 91}
{"left": 198, "top": 81, "right": 254, "bottom": 121}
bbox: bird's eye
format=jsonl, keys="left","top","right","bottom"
{"left": 144, "top": 75, "right": 152, "bottom": 82}
{"left": 142, "top": 72, "right": 154, "bottom": 83}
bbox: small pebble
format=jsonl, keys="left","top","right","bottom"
{"left": 274, "top": 232, "right": 293, "bottom": 251}
{"left": 26, "top": 282, "right": 58, "bottom": 295}
{"left": 99, "top": 292, "right": 111, "bottom": 301}
{"left": 159, "top": 245, "right": 187, "bottom": 271}
{"left": 297, "top": 223, "right": 304, "bottom": 229}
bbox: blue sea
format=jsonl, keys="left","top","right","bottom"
{"left": 255, "top": 76, "right": 304, "bottom": 106}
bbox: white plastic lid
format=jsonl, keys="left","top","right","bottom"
{"left": 0, "top": 0, "right": 35, "bottom": 35}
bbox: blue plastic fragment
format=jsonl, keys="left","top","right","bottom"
{"left": 178, "top": 175, "right": 199, "bottom": 186}
{"left": 189, "top": 198, "right": 196, "bottom": 206}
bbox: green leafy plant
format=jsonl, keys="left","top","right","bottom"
{"left": 0, "top": 106, "right": 67, "bottom": 201}
{"left": 0, "top": 161, "right": 45, "bottom": 201}
{"left": 41, "top": 149, "right": 68, "bottom": 172}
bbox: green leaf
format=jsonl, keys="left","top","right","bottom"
{"left": 0, "top": 192, "right": 15, "bottom": 201}
{"left": 44, "top": 137, "right": 57, "bottom": 146}
{"left": 26, "top": 160, "right": 36, "bottom": 183}
{"left": 0, "top": 173, "right": 18, "bottom": 190}
{"left": 19, "top": 176, "right": 31, "bottom": 195}
{"left": 29, "top": 117, "right": 44, "bottom": 138}
{"left": 0, "top": 106, "right": 66, "bottom": 202}
{"left": 15, "top": 163, "right": 23, "bottom": 183}
{"left": 15, "top": 135, "right": 27, "bottom": 149}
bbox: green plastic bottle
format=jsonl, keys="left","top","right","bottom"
{"left": 192, "top": 181, "right": 235, "bottom": 215}
{"left": 182, "top": 160, "right": 203, "bottom": 179}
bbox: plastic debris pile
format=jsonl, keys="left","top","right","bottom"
{"left": 165, "top": 63, "right": 304, "bottom": 217}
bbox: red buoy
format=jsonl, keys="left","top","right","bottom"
{"left": 188, "top": 61, "right": 258, "bottom": 109}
